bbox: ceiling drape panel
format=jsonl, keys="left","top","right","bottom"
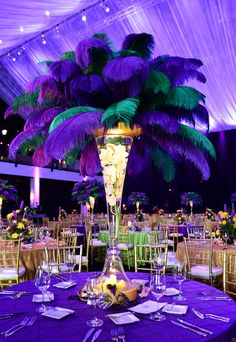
{"left": 0, "top": 0, "right": 235, "bottom": 132}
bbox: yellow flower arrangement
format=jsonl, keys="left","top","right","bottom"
{"left": 217, "top": 211, "right": 236, "bottom": 243}
{"left": 5, "top": 207, "right": 34, "bottom": 242}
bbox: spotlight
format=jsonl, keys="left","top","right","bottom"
{"left": 56, "top": 24, "right": 60, "bottom": 38}
{"left": 20, "top": 26, "right": 24, "bottom": 32}
{"left": 0, "top": 39, "right": 2, "bottom": 44}
{"left": 1, "top": 129, "right": 7, "bottom": 136}
{"left": 81, "top": 10, "right": 87, "bottom": 22}
{"left": 45, "top": 10, "right": 50, "bottom": 16}
{"left": 12, "top": 56, "right": 16, "bottom": 62}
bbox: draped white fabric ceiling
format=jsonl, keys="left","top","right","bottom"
{"left": 0, "top": 0, "right": 235, "bottom": 132}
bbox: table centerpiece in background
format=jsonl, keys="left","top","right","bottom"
{"left": 0, "top": 179, "right": 18, "bottom": 225}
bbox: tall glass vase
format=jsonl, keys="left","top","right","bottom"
{"left": 96, "top": 135, "right": 132, "bottom": 251}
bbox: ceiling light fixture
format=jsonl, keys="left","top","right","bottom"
{"left": 41, "top": 32, "right": 47, "bottom": 45}
{"left": 45, "top": 10, "right": 50, "bottom": 16}
{"left": 20, "top": 26, "right": 24, "bottom": 32}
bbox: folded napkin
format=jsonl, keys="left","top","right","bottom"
{"left": 129, "top": 300, "right": 167, "bottom": 314}
{"left": 162, "top": 304, "right": 188, "bottom": 315}
{"left": 42, "top": 307, "right": 74, "bottom": 319}
{"left": 33, "top": 292, "right": 54, "bottom": 302}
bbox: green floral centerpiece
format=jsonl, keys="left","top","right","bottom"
{"left": 6, "top": 206, "right": 33, "bottom": 242}
{"left": 215, "top": 211, "right": 236, "bottom": 244}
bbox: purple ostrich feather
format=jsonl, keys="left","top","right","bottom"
{"left": 9, "top": 128, "right": 42, "bottom": 159}
{"left": 49, "top": 60, "right": 80, "bottom": 83}
{"left": 80, "top": 140, "right": 101, "bottom": 177}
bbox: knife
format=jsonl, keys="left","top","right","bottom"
{"left": 171, "top": 320, "right": 207, "bottom": 337}
{"left": 0, "top": 312, "right": 28, "bottom": 320}
{"left": 198, "top": 296, "right": 232, "bottom": 301}
{"left": 0, "top": 291, "right": 31, "bottom": 296}
{"left": 82, "top": 328, "right": 95, "bottom": 342}
{"left": 177, "top": 319, "right": 213, "bottom": 335}
{"left": 91, "top": 329, "right": 102, "bottom": 342}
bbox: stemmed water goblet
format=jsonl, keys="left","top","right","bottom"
{"left": 65, "top": 250, "right": 76, "bottom": 284}
{"left": 35, "top": 266, "right": 51, "bottom": 313}
{"left": 223, "top": 233, "right": 229, "bottom": 249}
{"left": 152, "top": 251, "right": 166, "bottom": 284}
{"left": 173, "top": 263, "right": 187, "bottom": 301}
{"left": 150, "top": 274, "right": 166, "bottom": 321}
{"left": 86, "top": 277, "right": 104, "bottom": 327}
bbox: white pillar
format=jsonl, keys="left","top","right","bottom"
{"left": 30, "top": 167, "right": 40, "bottom": 207}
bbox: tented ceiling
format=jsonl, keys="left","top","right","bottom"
{"left": 0, "top": 0, "right": 235, "bottom": 132}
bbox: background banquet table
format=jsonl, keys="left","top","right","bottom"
{"left": 0, "top": 272, "right": 235, "bottom": 341}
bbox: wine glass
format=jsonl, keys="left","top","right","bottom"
{"left": 86, "top": 277, "right": 104, "bottom": 327}
{"left": 65, "top": 250, "right": 76, "bottom": 284}
{"left": 223, "top": 233, "right": 229, "bottom": 249}
{"left": 173, "top": 263, "right": 187, "bottom": 301}
{"left": 150, "top": 274, "right": 166, "bottom": 321}
{"left": 152, "top": 252, "right": 166, "bottom": 284}
{"left": 35, "top": 266, "right": 51, "bottom": 313}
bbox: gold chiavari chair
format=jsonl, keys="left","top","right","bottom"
{"left": 81, "top": 229, "right": 91, "bottom": 272}
{"left": 117, "top": 231, "right": 134, "bottom": 270}
{"left": 60, "top": 227, "right": 77, "bottom": 247}
{"left": 0, "top": 240, "right": 25, "bottom": 288}
{"left": 223, "top": 250, "right": 236, "bottom": 298}
{"left": 42, "top": 217, "right": 49, "bottom": 226}
{"left": 184, "top": 237, "right": 222, "bottom": 285}
{"left": 45, "top": 245, "right": 83, "bottom": 274}
{"left": 85, "top": 222, "right": 107, "bottom": 266}
{"left": 134, "top": 243, "right": 168, "bottom": 273}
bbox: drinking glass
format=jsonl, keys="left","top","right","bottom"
{"left": 86, "top": 277, "right": 104, "bottom": 327}
{"left": 173, "top": 264, "right": 187, "bottom": 301}
{"left": 35, "top": 266, "right": 51, "bottom": 313}
{"left": 152, "top": 252, "right": 165, "bottom": 284}
{"left": 65, "top": 250, "right": 76, "bottom": 284}
{"left": 223, "top": 233, "right": 229, "bottom": 249}
{"left": 150, "top": 274, "right": 166, "bottom": 321}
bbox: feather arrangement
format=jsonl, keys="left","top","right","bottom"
{"left": 7, "top": 32, "right": 215, "bottom": 181}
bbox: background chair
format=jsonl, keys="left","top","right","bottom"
{"left": 0, "top": 240, "right": 25, "bottom": 288}
{"left": 117, "top": 232, "right": 134, "bottom": 270}
{"left": 184, "top": 237, "right": 222, "bottom": 285}
{"left": 134, "top": 243, "right": 168, "bottom": 273}
{"left": 223, "top": 250, "right": 236, "bottom": 298}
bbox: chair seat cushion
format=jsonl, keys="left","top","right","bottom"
{"left": 191, "top": 265, "right": 223, "bottom": 279}
{"left": 117, "top": 243, "right": 134, "bottom": 250}
{"left": 50, "top": 264, "right": 70, "bottom": 274}
{"left": 0, "top": 267, "right": 25, "bottom": 279}
{"left": 169, "top": 233, "right": 184, "bottom": 237}
{"left": 90, "top": 239, "right": 107, "bottom": 247}
{"left": 82, "top": 256, "right": 88, "bottom": 263}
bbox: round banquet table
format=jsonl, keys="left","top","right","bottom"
{"left": 0, "top": 273, "right": 236, "bottom": 342}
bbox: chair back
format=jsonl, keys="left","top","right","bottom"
{"left": 223, "top": 250, "right": 236, "bottom": 298}
{"left": 187, "top": 225, "right": 205, "bottom": 239}
{"left": 61, "top": 228, "right": 77, "bottom": 247}
{"left": 45, "top": 245, "right": 83, "bottom": 273}
{"left": 134, "top": 243, "right": 168, "bottom": 273}
{"left": 184, "top": 237, "right": 213, "bottom": 275}
{"left": 0, "top": 239, "right": 21, "bottom": 286}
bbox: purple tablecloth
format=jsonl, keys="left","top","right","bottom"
{"left": 0, "top": 273, "right": 235, "bottom": 342}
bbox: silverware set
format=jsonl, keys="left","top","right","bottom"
{"left": 0, "top": 290, "right": 31, "bottom": 299}
{"left": 111, "top": 327, "right": 126, "bottom": 341}
{"left": 82, "top": 328, "right": 102, "bottom": 342}
{"left": 192, "top": 308, "right": 230, "bottom": 322}
{"left": 0, "top": 312, "right": 28, "bottom": 320}
{"left": 1, "top": 315, "right": 37, "bottom": 337}
{"left": 171, "top": 319, "right": 213, "bottom": 337}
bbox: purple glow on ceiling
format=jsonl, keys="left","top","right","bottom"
{"left": 0, "top": 0, "right": 235, "bottom": 132}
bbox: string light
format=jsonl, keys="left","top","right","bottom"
{"left": 101, "top": 0, "right": 110, "bottom": 13}
{"left": 2, "top": 1, "right": 111, "bottom": 59}
{"left": 81, "top": 10, "right": 87, "bottom": 22}
{"left": 41, "top": 32, "right": 47, "bottom": 45}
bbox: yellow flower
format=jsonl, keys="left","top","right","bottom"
{"left": 16, "top": 209, "right": 21, "bottom": 214}
{"left": 222, "top": 220, "right": 227, "bottom": 225}
{"left": 22, "top": 218, "right": 29, "bottom": 224}
{"left": 215, "top": 229, "right": 220, "bottom": 236}
{"left": 17, "top": 222, "right": 25, "bottom": 229}
{"left": 11, "top": 233, "right": 19, "bottom": 239}
{"left": 7, "top": 213, "right": 14, "bottom": 220}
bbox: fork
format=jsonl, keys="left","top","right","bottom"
{"left": 0, "top": 292, "right": 23, "bottom": 300}
{"left": 1, "top": 316, "right": 30, "bottom": 336}
{"left": 111, "top": 329, "right": 119, "bottom": 341}
{"left": 117, "top": 327, "right": 125, "bottom": 341}
{"left": 5, "top": 316, "right": 37, "bottom": 337}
